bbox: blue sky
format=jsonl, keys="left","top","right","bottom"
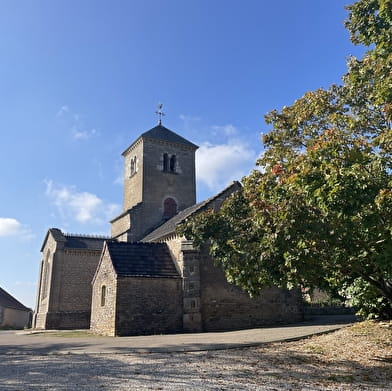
{"left": 0, "top": 1, "right": 365, "bottom": 309}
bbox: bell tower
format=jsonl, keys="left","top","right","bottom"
{"left": 111, "top": 114, "right": 198, "bottom": 242}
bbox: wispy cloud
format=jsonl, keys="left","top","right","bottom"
{"left": 0, "top": 217, "right": 33, "bottom": 239}
{"left": 211, "top": 124, "right": 238, "bottom": 137}
{"left": 56, "top": 105, "right": 98, "bottom": 141}
{"left": 45, "top": 180, "right": 120, "bottom": 225}
{"left": 196, "top": 140, "right": 257, "bottom": 191}
{"left": 179, "top": 114, "right": 202, "bottom": 122}
{"left": 56, "top": 105, "right": 69, "bottom": 117}
{"left": 178, "top": 118, "right": 260, "bottom": 192}
{"left": 71, "top": 126, "right": 97, "bottom": 140}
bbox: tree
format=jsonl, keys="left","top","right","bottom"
{"left": 179, "top": 0, "right": 392, "bottom": 319}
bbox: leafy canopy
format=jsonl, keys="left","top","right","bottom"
{"left": 179, "top": 0, "right": 392, "bottom": 318}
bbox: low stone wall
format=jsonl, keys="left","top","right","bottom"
{"left": 304, "top": 305, "right": 356, "bottom": 316}
{"left": 43, "top": 311, "right": 91, "bottom": 329}
{"left": 199, "top": 248, "right": 303, "bottom": 331}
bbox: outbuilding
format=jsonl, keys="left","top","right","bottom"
{"left": 0, "top": 287, "right": 31, "bottom": 329}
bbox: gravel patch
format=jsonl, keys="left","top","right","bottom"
{"left": 0, "top": 322, "right": 390, "bottom": 390}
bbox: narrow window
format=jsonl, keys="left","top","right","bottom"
{"left": 133, "top": 157, "right": 137, "bottom": 173}
{"left": 130, "top": 156, "right": 137, "bottom": 177}
{"left": 130, "top": 159, "right": 135, "bottom": 176}
{"left": 163, "top": 197, "right": 177, "bottom": 219}
{"left": 101, "top": 285, "right": 106, "bottom": 307}
{"left": 163, "top": 153, "right": 169, "bottom": 171}
{"left": 170, "top": 154, "right": 176, "bottom": 172}
{"left": 42, "top": 251, "right": 51, "bottom": 299}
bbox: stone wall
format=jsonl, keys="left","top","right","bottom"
{"left": 198, "top": 246, "right": 303, "bottom": 331}
{"left": 164, "top": 236, "right": 184, "bottom": 275}
{"left": 42, "top": 248, "right": 101, "bottom": 329}
{"left": 34, "top": 230, "right": 102, "bottom": 330}
{"left": 111, "top": 211, "right": 131, "bottom": 240}
{"left": 141, "top": 138, "right": 196, "bottom": 213}
{"left": 115, "top": 276, "right": 183, "bottom": 336}
{"left": 33, "top": 232, "right": 57, "bottom": 329}
{"left": 181, "top": 241, "right": 202, "bottom": 332}
{"left": 0, "top": 307, "right": 31, "bottom": 329}
{"left": 90, "top": 249, "right": 117, "bottom": 336}
{"left": 123, "top": 138, "right": 144, "bottom": 211}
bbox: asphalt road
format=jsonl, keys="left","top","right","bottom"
{"left": 0, "top": 314, "right": 357, "bottom": 355}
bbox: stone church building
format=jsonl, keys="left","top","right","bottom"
{"left": 33, "top": 122, "right": 303, "bottom": 336}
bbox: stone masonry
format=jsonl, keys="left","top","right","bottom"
{"left": 35, "top": 122, "right": 303, "bottom": 334}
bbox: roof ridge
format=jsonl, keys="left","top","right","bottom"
{"left": 64, "top": 233, "right": 110, "bottom": 239}
{"left": 108, "top": 241, "right": 165, "bottom": 246}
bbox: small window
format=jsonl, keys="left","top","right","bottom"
{"left": 163, "top": 153, "right": 169, "bottom": 171}
{"left": 101, "top": 285, "right": 106, "bottom": 307}
{"left": 163, "top": 197, "right": 177, "bottom": 219}
{"left": 170, "top": 155, "right": 176, "bottom": 172}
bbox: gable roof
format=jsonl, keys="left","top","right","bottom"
{"left": 0, "top": 287, "right": 30, "bottom": 311}
{"left": 142, "top": 181, "right": 242, "bottom": 242}
{"left": 106, "top": 241, "right": 180, "bottom": 278}
{"left": 41, "top": 229, "right": 108, "bottom": 252}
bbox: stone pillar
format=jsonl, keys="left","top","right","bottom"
{"left": 181, "top": 240, "right": 202, "bottom": 332}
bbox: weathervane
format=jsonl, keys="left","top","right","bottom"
{"left": 155, "top": 103, "right": 165, "bottom": 125}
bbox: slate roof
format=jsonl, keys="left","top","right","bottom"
{"left": 123, "top": 125, "right": 198, "bottom": 155}
{"left": 41, "top": 229, "right": 108, "bottom": 252}
{"left": 141, "top": 124, "right": 198, "bottom": 149}
{"left": 106, "top": 241, "right": 180, "bottom": 278}
{"left": 64, "top": 234, "right": 108, "bottom": 251}
{"left": 0, "top": 287, "right": 30, "bottom": 311}
{"left": 142, "top": 181, "right": 241, "bottom": 242}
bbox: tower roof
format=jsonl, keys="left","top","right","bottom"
{"left": 123, "top": 124, "right": 198, "bottom": 155}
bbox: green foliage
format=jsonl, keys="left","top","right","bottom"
{"left": 343, "top": 278, "right": 392, "bottom": 319}
{"left": 345, "top": 0, "right": 392, "bottom": 120}
{"left": 179, "top": 0, "right": 392, "bottom": 319}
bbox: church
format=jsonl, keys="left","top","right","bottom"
{"left": 33, "top": 119, "right": 303, "bottom": 336}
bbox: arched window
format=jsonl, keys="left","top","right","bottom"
{"left": 101, "top": 285, "right": 106, "bottom": 307}
{"left": 170, "top": 155, "right": 176, "bottom": 172}
{"left": 163, "top": 197, "right": 177, "bottom": 219}
{"left": 163, "top": 153, "right": 169, "bottom": 172}
{"left": 42, "top": 251, "right": 51, "bottom": 299}
{"left": 130, "top": 156, "right": 137, "bottom": 177}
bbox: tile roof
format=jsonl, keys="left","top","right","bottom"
{"left": 142, "top": 181, "right": 241, "bottom": 242}
{"left": 0, "top": 287, "right": 30, "bottom": 311}
{"left": 107, "top": 241, "right": 180, "bottom": 278}
{"left": 141, "top": 125, "right": 198, "bottom": 149}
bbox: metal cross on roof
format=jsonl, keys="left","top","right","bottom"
{"left": 155, "top": 103, "right": 165, "bottom": 125}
